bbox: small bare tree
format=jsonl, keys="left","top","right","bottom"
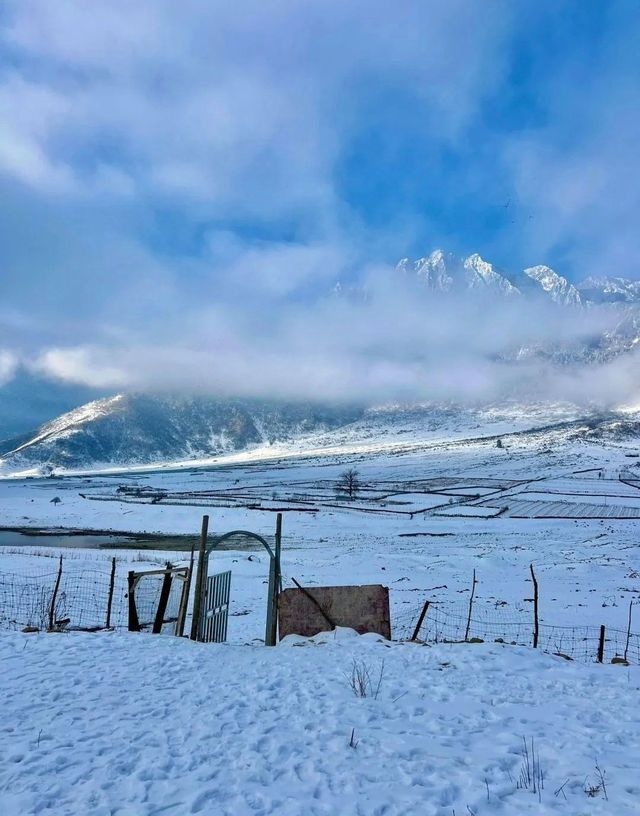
{"left": 337, "top": 467, "right": 361, "bottom": 500}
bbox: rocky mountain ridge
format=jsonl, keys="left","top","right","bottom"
{"left": 396, "top": 249, "right": 616, "bottom": 307}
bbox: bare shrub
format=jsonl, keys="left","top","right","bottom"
{"left": 346, "top": 658, "right": 385, "bottom": 699}
{"left": 516, "top": 736, "right": 544, "bottom": 802}
{"left": 584, "top": 760, "right": 608, "bottom": 800}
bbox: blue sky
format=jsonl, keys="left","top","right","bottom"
{"left": 0, "top": 1, "right": 639, "bottom": 404}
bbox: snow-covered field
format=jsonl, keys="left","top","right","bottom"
{"left": 1, "top": 409, "right": 639, "bottom": 635}
{"left": 1, "top": 407, "right": 640, "bottom": 814}
{"left": 1, "top": 631, "right": 638, "bottom": 815}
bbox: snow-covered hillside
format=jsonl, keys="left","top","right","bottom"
{"left": 0, "top": 395, "right": 363, "bottom": 474}
{"left": 0, "top": 396, "right": 635, "bottom": 477}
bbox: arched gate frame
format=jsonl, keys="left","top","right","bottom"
{"left": 190, "top": 513, "right": 282, "bottom": 646}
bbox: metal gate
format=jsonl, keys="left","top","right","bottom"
{"left": 198, "top": 570, "right": 231, "bottom": 643}
{"left": 190, "top": 513, "right": 282, "bottom": 645}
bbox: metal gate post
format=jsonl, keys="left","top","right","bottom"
{"left": 264, "top": 513, "right": 282, "bottom": 646}
{"left": 190, "top": 514, "right": 209, "bottom": 641}
{"left": 265, "top": 555, "right": 277, "bottom": 646}
{"left": 275, "top": 512, "right": 282, "bottom": 593}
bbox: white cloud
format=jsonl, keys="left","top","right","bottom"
{"left": 1, "top": 2, "right": 639, "bottom": 412}
{"left": 31, "top": 347, "right": 129, "bottom": 389}
{"left": 0, "top": 1, "right": 514, "bottom": 215}
{"left": 0, "top": 350, "right": 18, "bottom": 385}
{"left": 26, "top": 271, "right": 638, "bottom": 408}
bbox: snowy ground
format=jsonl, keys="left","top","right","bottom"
{"left": 1, "top": 408, "right": 640, "bottom": 814}
{"left": 1, "top": 630, "right": 638, "bottom": 816}
{"left": 1, "top": 412, "right": 639, "bottom": 636}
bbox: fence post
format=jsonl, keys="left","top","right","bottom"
{"left": 152, "top": 564, "right": 174, "bottom": 634}
{"left": 127, "top": 571, "right": 140, "bottom": 632}
{"left": 105, "top": 557, "right": 116, "bottom": 629}
{"left": 597, "top": 625, "right": 606, "bottom": 663}
{"left": 265, "top": 556, "right": 277, "bottom": 646}
{"left": 275, "top": 512, "right": 282, "bottom": 594}
{"left": 530, "top": 564, "right": 539, "bottom": 648}
{"left": 464, "top": 569, "right": 477, "bottom": 642}
{"left": 181, "top": 533, "right": 197, "bottom": 636}
{"left": 48, "top": 555, "right": 63, "bottom": 631}
{"left": 411, "top": 600, "right": 430, "bottom": 641}
{"left": 624, "top": 601, "right": 633, "bottom": 663}
{"left": 190, "top": 515, "right": 209, "bottom": 641}
{"left": 265, "top": 513, "right": 283, "bottom": 647}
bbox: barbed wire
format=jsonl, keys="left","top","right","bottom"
{"left": 395, "top": 599, "right": 640, "bottom": 664}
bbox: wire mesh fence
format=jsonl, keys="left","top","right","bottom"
{"left": 0, "top": 560, "right": 129, "bottom": 632}
{"left": 395, "top": 598, "right": 640, "bottom": 665}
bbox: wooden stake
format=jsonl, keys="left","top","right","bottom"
{"left": 598, "top": 625, "right": 606, "bottom": 663}
{"left": 275, "top": 512, "right": 282, "bottom": 593}
{"left": 127, "top": 571, "right": 140, "bottom": 632}
{"left": 190, "top": 515, "right": 209, "bottom": 641}
{"left": 464, "top": 569, "right": 477, "bottom": 642}
{"left": 180, "top": 534, "right": 197, "bottom": 637}
{"left": 105, "top": 556, "right": 116, "bottom": 629}
{"left": 530, "top": 564, "right": 539, "bottom": 648}
{"left": 411, "top": 600, "right": 430, "bottom": 642}
{"left": 152, "top": 564, "right": 173, "bottom": 634}
{"left": 624, "top": 601, "right": 633, "bottom": 663}
{"left": 48, "top": 555, "right": 63, "bottom": 631}
{"left": 266, "top": 512, "right": 283, "bottom": 646}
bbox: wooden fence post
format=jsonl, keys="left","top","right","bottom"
{"left": 127, "top": 571, "right": 140, "bottom": 632}
{"left": 105, "top": 556, "right": 116, "bottom": 629}
{"left": 597, "top": 625, "right": 606, "bottom": 663}
{"left": 48, "top": 555, "right": 63, "bottom": 631}
{"left": 190, "top": 515, "right": 209, "bottom": 641}
{"left": 530, "top": 564, "right": 539, "bottom": 648}
{"left": 265, "top": 557, "right": 277, "bottom": 646}
{"left": 464, "top": 569, "right": 477, "bottom": 642}
{"left": 265, "top": 513, "right": 283, "bottom": 647}
{"left": 411, "top": 600, "right": 430, "bottom": 642}
{"left": 275, "top": 512, "right": 282, "bottom": 594}
{"left": 181, "top": 534, "right": 197, "bottom": 636}
{"left": 624, "top": 601, "right": 634, "bottom": 663}
{"left": 152, "top": 563, "right": 174, "bottom": 634}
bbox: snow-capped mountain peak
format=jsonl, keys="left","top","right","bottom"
{"left": 397, "top": 250, "right": 591, "bottom": 308}
{"left": 578, "top": 276, "right": 640, "bottom": 304}
{"left": 524, "top": 265, "right": 582, "bottom": 307}
{"left": 412, "top": 249, "right": 458, "bottom": 291}
{"left": 463, "top": 253, "right": 520, "bottom": 296}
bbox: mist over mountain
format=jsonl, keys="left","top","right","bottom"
{"left": 388, "top": 249, "right": 640, "bottom": 368}
{"left": 3, "top": 247, "right": 640, "bottom": 475}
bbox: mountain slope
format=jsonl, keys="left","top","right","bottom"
{"left": 523, "top": 265, "right": 582, "bottom": 306}
{"left": 0, "top": 395, "right": 363, "bottom": 473}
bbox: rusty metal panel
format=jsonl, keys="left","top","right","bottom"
{"left": 278, "top": 584, "right": 391, "bottom": 640}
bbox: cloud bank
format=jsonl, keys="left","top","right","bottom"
{"left": 1, "top": 1, "right": 639, "bottom": 410}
